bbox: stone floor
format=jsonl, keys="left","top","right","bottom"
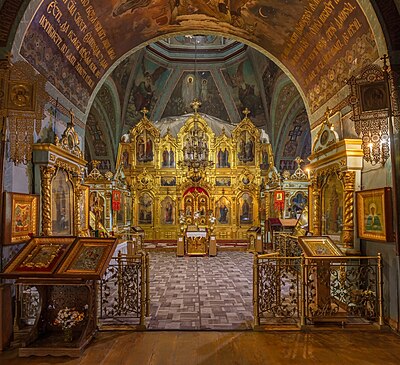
{"left": 147, "top": 251, "right": 254, "bottom": 330}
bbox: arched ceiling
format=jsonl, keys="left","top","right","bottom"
{"left": 13, "top": 0, "right": 386, "bottom": 116}
{"left": 84, "top": 35, "right": 311, "bottom": 171}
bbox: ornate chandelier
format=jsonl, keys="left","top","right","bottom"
{"left": 180, "top": 99, "right": 213, "bottom": 182}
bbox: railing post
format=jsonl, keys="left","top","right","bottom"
{"left": 300, "top": 254, "right": 306, "bottom": 327}
{"left": 377, "top": 253, "right": 384, "bottom": 326}
{"left": 140, "top": 251, "right": 146, "bottom": 327}
{"left": 145, "top": 252, "right": 150, "bottom": 317}
{"left": 253, "top": 252, "right": 259, "bottom": 327}
{"left": 117, "top": 251, "right": 123, "bottom": 306}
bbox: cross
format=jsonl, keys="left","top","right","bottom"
{"left": 381, "top": 54, "right": 389, "bottom": 72}
{"left": 140, "top": 107, "right": 149, "bottom": 118}
{"left": 289, "top": 125, "right": 302, "bottom": 141}
{"left": 92, "top": 160, "right": 100, "bottom": 170}
{"left": 325, "top": 106, "right": 331, "bottom": 121}
{"left": 242, "top": 108, "right": 251, "bottom": 118}
{"left": 294, "top": 156, "right": 303, "bottom": 168}
{"left": 190, "top": 99, "right": 202, "bottom": 113}
{"left": 69, "top": 108, "right": 75, "bottom": 126}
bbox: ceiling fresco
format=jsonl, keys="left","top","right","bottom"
{"left": 162, "top": 70, "right": 229, "bottom": 121}
{"left": 19, "top": 0, "right": 379, "bottom": 113}
{"left": 125, "top": 54, "right": 171, "bottom": 127}
{"left": 222, "top": 58, "right": 265, "bottom": 126}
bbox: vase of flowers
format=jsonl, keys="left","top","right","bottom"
{"left": 208, "top": 213, "right": 216, "bottom": 234}
{"left": 194, "top": 211, "right": 201, "bottom": 229}
{"left": 54, "top": 307, "right": 84, "bottom": 343}
{"left": 179, "top": 212, "right": 186, "bottom": 233}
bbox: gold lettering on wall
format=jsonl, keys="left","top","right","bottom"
{"left": 281, "top": 0, "right": 365, "bottom": 92}
{"left": 36, "top": 0, "right": 116, "bottom": 89}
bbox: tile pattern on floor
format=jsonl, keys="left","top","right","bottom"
{"left": 147, "top": 251, "right": 254, "bottom": 330}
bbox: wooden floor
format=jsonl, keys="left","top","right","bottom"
{"left": 2, "top": 330, "right": 400, "bottom": 364}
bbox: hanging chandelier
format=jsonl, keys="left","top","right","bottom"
{"left": 180, "top": 99, "right": 213, "bottom": 182}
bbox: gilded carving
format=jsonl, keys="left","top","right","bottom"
{"left": 5, "top": 61, "right": 48, "bottom": 164}
{"left": 55, "top": 158, "right": 81, "bottom": 175}
{"left": 74, "top": 177, "right": 83, "bottom": 235}
{"left": 40, "top": 165, "right": 56, "bottom": 236}
{"left": 340, "top": 170, "right": 356, "bottom": 248}
{"left": 120, "top": 106, "right": 267, "bottom": 240}
{"left": 54, "top": 109, "right": 84, "bottom": 159}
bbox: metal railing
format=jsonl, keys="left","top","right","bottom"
{"left": 254, "top": 253, "right": 383, "bottom": 328}
{"left": 274, "top": 233, "right": 302, "bottom": 258}
{"left": 98, "top": 250, "right": 149, "bottom": 330}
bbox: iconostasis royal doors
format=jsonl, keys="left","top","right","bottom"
{"left": 183, "top": 187, "right": 209, "bottom": 225}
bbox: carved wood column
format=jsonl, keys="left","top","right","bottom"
{"left": 341, "top": 171, "right": 356, "bottom": 248}
{"left": 40, "top": 165, "right": 56, "bottom": 236}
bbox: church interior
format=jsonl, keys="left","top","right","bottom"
{"left": 1, "top": 1, "right": 400, "bottom": 363}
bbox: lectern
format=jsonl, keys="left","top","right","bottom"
{"left": 1, "top": 236, "right": 117, "bottom": 357}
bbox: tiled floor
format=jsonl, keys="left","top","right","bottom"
{"left": 147, "top": 251, "right": 254, "bottom": 330}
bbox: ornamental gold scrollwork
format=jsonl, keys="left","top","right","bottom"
{"left": 40, "top": 165, "right": 56, "bottom": 236}
{"left": 5, "top": 61, "right": 48, "bottom": 164}
{"left": 55, "top": 158, "right": 81, "bottom": 175}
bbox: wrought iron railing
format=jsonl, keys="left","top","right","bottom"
{"left": 98, "top": 251, "right": 149, "bottom": 329}
{"left": 253, "top": 253, "right": 383, "bottom": 328}
{"left": 253, "top": 253, "right": 301, "bottom": 327}
{"left": 302, "top": 255, "right": 383, "bottom": 325}
{"left": 274, "top": 233, "right": 302, "bottom": 257}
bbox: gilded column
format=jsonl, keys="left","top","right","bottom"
{"left": 341, "top": 171, "right": 355, "bottom": 248}
{"left": 74, "top": 177, "right": 83, "bottom": 236}
{"left": 40, "top": 165, "right": 56, "bottom": 235}
{"left": 265, "top": 191, "right": 271, "bottom": 221}
{"left": 312, "top": 175, "right": 321, "bottom": 235}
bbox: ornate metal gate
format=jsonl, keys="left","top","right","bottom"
{"left": 98, "top": 251, "right": 149, "bottom": 330}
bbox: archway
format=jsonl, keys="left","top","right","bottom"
{"left": 8, "top": 0, "right": 387, "bottom": 130}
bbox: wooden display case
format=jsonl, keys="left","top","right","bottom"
{"left": 0, "top": 236, "right": 117, "bottom": 357}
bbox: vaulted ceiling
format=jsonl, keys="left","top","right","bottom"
{"left": 1, "top": 0, "right": 399, "bottom": 172}
{"left": 84, "top": 36, "right": 311, "bottom": 172}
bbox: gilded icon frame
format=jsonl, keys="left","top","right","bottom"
{"left": 3, "top": 192, "right": 39, "bottom": 245}
{"left": 356, "top": 187, "right": 393, "bottom": 242}
{"left": 0, "top": 237, "right": 76, "bottom": 277}
{"left": 56, "top": 237, "right": 118, "bottom": 279}
{"left": 298, "top": 236, "right": 344, "bottom": 257}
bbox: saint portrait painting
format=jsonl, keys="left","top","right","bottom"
{"left": 3, "top": 192, "right": 39, "bottom": 244}
{"left": 356, "top": 188, "right": 393, "bottom": 242}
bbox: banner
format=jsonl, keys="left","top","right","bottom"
{"left": 274, "top": 190, "right": 285, "bottom": 211}
{"left": 112, "top": 190, "right": 121, "bottom": 211}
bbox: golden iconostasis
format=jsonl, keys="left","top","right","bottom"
{"left": 115, "top": 108, "right": 274, "bottom": 241}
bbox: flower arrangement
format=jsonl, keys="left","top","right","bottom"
{"left": 208, "top": 213, "right": 216, "bottom": 225}
{"left": 179, "top": 212, "right": 186, "bottom": 225}
{"left": 54, "top": 307, "right": 84, "bottom": 330}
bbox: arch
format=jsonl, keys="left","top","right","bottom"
{"left": 8, "top": 1, "right": 389, "bottom": 129}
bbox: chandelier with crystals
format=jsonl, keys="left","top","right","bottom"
{"left": 180, "top": 99, "right": 213, "bottom": 182}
